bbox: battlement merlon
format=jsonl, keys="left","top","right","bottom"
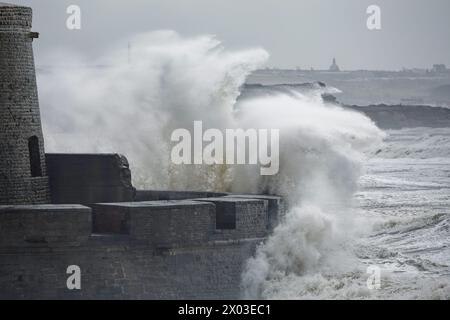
{"left": 0, "top": 204, "right": 91, "bottom": 247}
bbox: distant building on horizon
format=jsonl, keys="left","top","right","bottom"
{"left": 432, "top": 64, "right": 447, "bottom": 73}
{"left": 329, "top": 57, "right": 340, "bottom": 72}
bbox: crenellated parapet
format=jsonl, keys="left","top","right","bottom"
{"left": 0, "top": 193, "right": 283, "bottom": 299}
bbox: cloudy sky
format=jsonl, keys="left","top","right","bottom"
{"left": 11, "top": 0, "right": 450, "bottom": 70}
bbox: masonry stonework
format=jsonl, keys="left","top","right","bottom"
{"left": 0, "top": 237, "right": 260, "bottom": 299}
{"left": 0, "top": 3, "right": 50, "bottom": 204}
{"left": 46, "top": 153, "right": 136, "bottom": 204}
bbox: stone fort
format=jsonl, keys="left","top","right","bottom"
{"left": 0, "top": 3, "right": 284, "bottom": 299}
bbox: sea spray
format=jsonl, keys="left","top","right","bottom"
{"left": 235, "top": 92, "right": 384, "bottom": 299}
{"left": 37, "top": 31, "right": 385, "bottom": 299}
{"left": 38, "top": 30, "right": 268, "bottom": 190}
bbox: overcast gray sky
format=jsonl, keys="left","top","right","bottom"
{"left": 11, "top": 0, "right": 450, "bottom": 70}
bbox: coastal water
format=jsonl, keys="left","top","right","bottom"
{"left": 239, "top": 85, "right": 450, "bottom": 299}
{"left": 355, "top": 128, "right": 450, "bottom": 299}
{"left": 36, "top": 32, "right": 450, "bottom": 299}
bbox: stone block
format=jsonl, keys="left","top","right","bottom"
{"left": 0, "top": 204, "right": 91, "bottom": 246}
{"left": 46, "top": 153, "right": 135, "bottom": 204}
{"left": 225, "top": 194, "right": 285, "bottom": 230}
{"left": 193, "top": 197, "right": 268, "bottom": 240}
{"left": 92, "top": 200, "right": 215, "bottom": 246}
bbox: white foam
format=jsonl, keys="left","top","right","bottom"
{"left": 38, "top": 31, "right": 390, "bottom": 299}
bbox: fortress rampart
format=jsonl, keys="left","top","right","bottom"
{"left": 0, "top": 152, "right": 285, "bottom": 299}
{"left": 0, "top": 3, "right": 284, "bottom": 299}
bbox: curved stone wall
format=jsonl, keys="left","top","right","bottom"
{"left": 0, "top": 3, "right": 50, "bottom": 204}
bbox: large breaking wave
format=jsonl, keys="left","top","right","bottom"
{"left": 37, "top": 31, "right": 386, "bottom": 299}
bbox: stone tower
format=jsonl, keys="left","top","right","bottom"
{"left": 0, "top": 2, "right": 50, "bottom": 204}
{"left": 329, "top": 57, "right": 340, "bottom": 72}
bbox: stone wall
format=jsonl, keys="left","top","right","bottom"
{"left": 0, "top": 200, "right": 264, "bottom": 299}
{"left": 46, "top": 153, "right": 135, "bottom": 204}
{"left": 92, "top": 200, "right": 216, "bottom": 246}
{"left": 0, "top": 204, "right": 91, "bottom": 246}
{"left": 92, "top": 198, "right": 270, "bottom": 243}
{"left": 0, "top": 3, "right": 50, "bottom": 204}
{"left": 0, "top": 195, "right": 279, "bottom": 299}
{"left": 0, "top": 236, "right": 259, "bottom": 299}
